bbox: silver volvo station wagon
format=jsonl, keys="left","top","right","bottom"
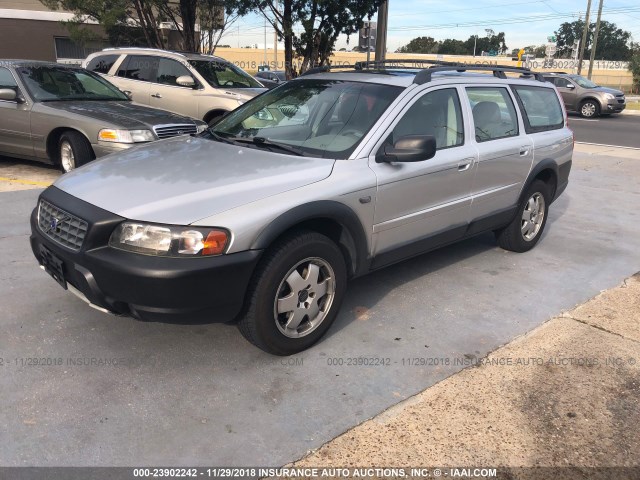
{"left": 30, "top": 62, "right": 573, "bottom": 355}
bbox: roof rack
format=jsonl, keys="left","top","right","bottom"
{"left": 301, "top": 60, "right": 546, "bottom": 83}
{"left": 413, "top": 64, "right": 546, "bottom": 84}
{"left": 544, "top": 71, "right": 568, "bottom": 74}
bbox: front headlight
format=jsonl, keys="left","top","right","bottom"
{"left": 109, "top": 222, "right": 229, "bottom": 257}
{"left": 604, "top": 93, "right": 615, "bottom": 101}
{"left": 98, "top": 129, "right": 155, "bottom": 143}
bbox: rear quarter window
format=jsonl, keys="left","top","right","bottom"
{"left": 512, "top": 85, "right": 564, "bottom": 133}
{"left": 86, "top": 54, "right": 120, "bottom": 74}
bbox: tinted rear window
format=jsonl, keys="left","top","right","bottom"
{"left": 86, "top": 54, "right": 120, "bottom": 74}
{"left": 512, "top": 86, "right": 564, "bottom": 133}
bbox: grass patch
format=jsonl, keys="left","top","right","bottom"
{"left": 626, "top": 101, "right": 640, "bottom": 111}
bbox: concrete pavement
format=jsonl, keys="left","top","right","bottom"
{"left": 0, "top": 144, "right": 639, "bottom": 467}
{"left": 294, "top": 274, "right": 640, "bottom": 474}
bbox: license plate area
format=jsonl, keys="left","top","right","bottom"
{"left": 39, "top": 245, "right": 67, "bottom": 289}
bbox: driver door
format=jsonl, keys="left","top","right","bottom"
{"left": 368, "top": 86, "right": 477, "bottom": 267}
{"left": 552, "top": 77, "right": 578, "bottom": 111}
{"left": 149, "top": 58, "right": 200, "bottom": 119}
{"left": 0, "top": 67, "right": 33, "bottom": 158}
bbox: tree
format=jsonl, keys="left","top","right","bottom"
{"left": 397, "top": 36, "right": 439, "bottom": 54}
{"left": 463, "top": 30, "right": 507, "bottom": 55}
{"left": 555, "top": 20, "right": 632, "bottom": 61}
{"left": 41, "top": 0, "right": 243, "bottom": 53}
{"left": 438, "top": 39, "right": 468, "bottom": 55}
{"left": 237, "top": 0, "right": 382, "bottom": 79}
{"left": 200, "top": 0, "right": 243, "bottom": 54}
{"left": 629, "top": 42, "right": 640, "bottom": 93}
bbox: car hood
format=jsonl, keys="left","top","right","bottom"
{"left": 41, "top": 101, "right": 197, "bottom": 129}
{"left": 595, "top": 86, "right": 624, "bottom": 96}
{"left": 222, "top": 87, "right": 267, "bottom": 99}
{"left": 53, "top": 136, "right": 335, "bottom": 225}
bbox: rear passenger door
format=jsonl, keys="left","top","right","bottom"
{"left": 369, "top": 87, "right": 476, "bottom": 263}
{"left": 114, "top": 55, "right": 156, "bottom": 105}
{"left": 464, "top": 86, "right": 533, "bottom": 224}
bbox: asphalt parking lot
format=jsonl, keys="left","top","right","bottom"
{"left": 1, "top": 142, "right": 639, "bottom": 467}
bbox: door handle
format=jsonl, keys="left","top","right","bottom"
{"left": 151, "top": 93, "right": 162, "bottom": 99}
{"left": 458, "top": 158, "right": 474, "bottom": 172}
{"left": 519, "top": 146, "right": 530, "bottom": 156}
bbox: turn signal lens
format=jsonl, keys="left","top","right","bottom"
{"left": 203, "top": 230, "right": 228, "bottom": 256}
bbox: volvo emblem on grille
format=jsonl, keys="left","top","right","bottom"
{"left": 45, "top": 215, "right": 67, "bottom": 234}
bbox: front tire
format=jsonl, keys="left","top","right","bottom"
{"left": 580, "top": 99, "right": 600, "bottom": 118}
{"left": 495, "top": 180, "right": 551, "bottom": 253}
{"left": 58, "top": 131, "right": 93, "bottom": 173}
{"left": 237, "top": 231, "right": 347, "bottom": 355}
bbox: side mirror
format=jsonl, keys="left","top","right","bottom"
{"left": 565, "top": 83, "right": 575, "bottom": 89}
{"left": 176, "top": 75, "right": 196, "bottom": 88}
{"left": 0, "top": 88, "right": 17, "bottom": 102}
{"left": 376, "top": 135, "right": 437, "bottom": 163}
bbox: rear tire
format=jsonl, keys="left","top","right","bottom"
{"left": 495, "top": 180, "right": 551, "bottom": 253}
{"left": 237, "top": 231, "right": 347, "bottom": 355}
{"left": 58, "top": 131, "right": 93, "bottom": 173}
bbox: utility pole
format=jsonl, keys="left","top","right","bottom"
{"left": 274, "top": 0, "right": 279, "bottom": 69}
{"left": 264, "top": 17, "right": 267, "bottom": 66}
{"left": 587, "top": 0, "right": 604, "bottom": 79}
{"left": 375, "top": 0, "right": 388, "bottom": 62}
{"left": 577, "top": 0, "right": 592, "bottom": 75}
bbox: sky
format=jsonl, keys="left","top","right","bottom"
{"left": 218, "top": 0, "right": 640, "bottom": 53}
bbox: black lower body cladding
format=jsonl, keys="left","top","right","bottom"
{"left": 30, "top": 186, "right": 262, "bottom": 323}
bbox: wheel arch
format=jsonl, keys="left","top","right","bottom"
{"left": 521, "top": 159, "right": 559, "bottom": 205}
{"left": 46, "top": 127, "right": 95, "bottom": 165}
{"left": 203, "top": 109, "right": 228, "bottom": 125}
{"left": 251, "top": 201, "right": 370, "bottom": 278}
{"left": 580, "top": 96, "right": 603, "bottom": 110}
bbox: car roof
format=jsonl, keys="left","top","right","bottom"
{"left": 299, "top": 69, "right": 553, "bottom": 89}
{"left": 95, "top": 48, "right": 230, "bottom": 64}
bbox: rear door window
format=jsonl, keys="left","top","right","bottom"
{"left": 512, "top": 86, "right": 564, "bottom": 133}
{"left": 117, "top": 55, "right": 158, "bottom": 82}
{"left": 86, "top": 54, "right": 120, "bottom": 74}
{"left": 466, "top": 87, "right": 519, "bottom": 142}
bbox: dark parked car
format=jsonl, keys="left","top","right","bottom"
{"left": 0, "top": 60, "right": 206, "bottom": 172}
{"left": 255, "top": 70, "right": 287, "bottom": 89}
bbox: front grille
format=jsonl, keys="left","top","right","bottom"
{"left": 38, "top": 200, "right": 88, "bottom": 251}
{"left": 616, "top": 95, "right": 625, "bottom": 104}
{"left": 153, "top": 124, "right": 197, "bottom": 139}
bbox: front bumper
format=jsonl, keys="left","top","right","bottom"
{"left": 91, "top": 141, "right": 134, "bottom": 158}
{"left": 30, "top": 187, "right": 262, "bottom": 323}
{"left": 605, "top": 101, "right": 626, "bottom": 113}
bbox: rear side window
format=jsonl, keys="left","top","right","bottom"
{"left": 86, "top": 54, "right": 120, "bottom": 74}
{"left": 117, "top": 55, "right": 158, "bottom": 82}
{"left": 466, "top": 87, "right": 519, "bottom": 142}
{"left": 512, "top": 86, "right": 564, "bottom": 133}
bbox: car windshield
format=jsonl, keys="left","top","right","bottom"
{"left": 569, "top": 75, "right": 598, "bottom": 88}
{"left": 17, "top": 65, "right": 129, "bottom": 102}
{"left": 189, "top": 60, "right": 262, "bottom": 88}
{"left": 209, "top": 79, "right": 402, "bottom": 159}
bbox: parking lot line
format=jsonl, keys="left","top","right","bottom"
{"left": 0, "top": 176, "right": 52, "bottom": 187}
{"left": 575, "top": 142, "right": 640, "bottom": 151}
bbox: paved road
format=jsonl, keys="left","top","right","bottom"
{"left": 570, "top": 113, "right": 640, "bottom": 149}
{"left": 1, "top": 145, "right": 639, "bottom": 467}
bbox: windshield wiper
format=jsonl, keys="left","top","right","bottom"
{"left": 229, "top": 136, "right": 306, "bottom": 156}
{"left": 207, "top": 129, "right": 246, "bottom": 146}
